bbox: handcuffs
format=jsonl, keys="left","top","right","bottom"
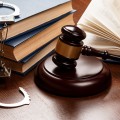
{"left": 0, "top": 1, "right": 20, "bottom": 24}
{"left": 0, "top": 1, "right": 31, "bottom": 108}
{"left": 0, "top": 87, "right": 31, "bottom": 108}
{"left": 0, "top": 0, "right": 20, "bottom": 77}
{"left": 0, "top": 1, "right": 20, "bottom": 77}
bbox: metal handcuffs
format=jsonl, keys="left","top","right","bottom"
{"left": 0, "top": 2, "right": 30, "bottom": 108}
{"left": 0, "top": 1, "right": 20, "bottom": 23}
{"left": 0, "top": 87, "right": 31, "bottom": 108}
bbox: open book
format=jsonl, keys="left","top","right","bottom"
{"left": 77, "top": 0, "right": 120, "bottom": 56}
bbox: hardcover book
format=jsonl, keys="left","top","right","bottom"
{"left": 3, "top": 38, "right": 58, "bottom": 74}
{"left": 3, "top": 13, "right": 74, "bottom": 61}
{"left": 0, "top": 0, "right": 72, "bottom": 39}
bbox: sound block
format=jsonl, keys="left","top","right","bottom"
{"left": 34, "top": 55, "right": 111, "bottom": 97}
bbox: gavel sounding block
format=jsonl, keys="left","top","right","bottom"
{"left": 34, "top": 55, "right": 111, "bottom": 97}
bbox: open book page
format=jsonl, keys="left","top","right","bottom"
{"left": 78, "top": 14, "right": 120, "bottom": 43}
{"left": 77, "top": 0, "right": 120, "bottom": 41}
{"left": 78, "top": 17, "right": 120, "bottom": 45}
{"left": 84, "top": 33, "right": 120, "bottom": 56}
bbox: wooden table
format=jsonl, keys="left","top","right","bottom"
{"left": 0, "top": 62, "right": 119, "bottom": 120}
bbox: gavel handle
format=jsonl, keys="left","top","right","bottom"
{"left": 81, "top": 45, "right": 120, "bottom": 61}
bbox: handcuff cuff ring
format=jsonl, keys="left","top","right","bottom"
{"left": 0, "top": 1, "right": 20, "bottom": 23}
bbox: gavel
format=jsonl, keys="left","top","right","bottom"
{"left": 53, "top": 25, "right": 85, "bottom": 69}
{"left": 53, "top": 25, "right": 120, "bottom": 69}
{"left": 35, "top": 25, "right": 112, "bottom": 97}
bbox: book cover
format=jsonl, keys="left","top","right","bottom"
{"left": 3, "top": 13, "right": 74, "bottom": 61}
{"left": 0, "top": 0, "right": 70, "bottom": 23}
{"left": 72, "top": 0, "right": 91, "bottom": 24}
{"left": 0, "top": 0, "right": 72, "bottom": 38}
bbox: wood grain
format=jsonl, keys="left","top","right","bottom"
{"left": 0, "top": 63, "right": 120, "bottom": 120}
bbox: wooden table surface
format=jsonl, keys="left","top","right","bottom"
{"left": 0, "top": 62, "right": 119, "bottom": 120}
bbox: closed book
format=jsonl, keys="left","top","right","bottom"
{"left": 3, "top": 38, "right": 57, "bottom": 74}
{"left": 0, "top": 0, "right": 72, "bottom": 39}
{"left": 3, "top": 13, "right": 74, "bottom": 61}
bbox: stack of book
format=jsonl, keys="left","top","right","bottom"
{"left": 0, "top": 0, "right": 75, "bottom": 74}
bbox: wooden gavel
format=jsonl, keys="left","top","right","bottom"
{"left": 35, "top": 0, "right": 112, "bottom": 97}
{"left": 52, "top": 25, "right": 120, "bottom": 70}
{"left": 35, "top": 25, "right": 112, "bottom": 97}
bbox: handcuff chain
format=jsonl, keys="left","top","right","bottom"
{"left": 0, "top": 23, "right": 8, "bottom": 66}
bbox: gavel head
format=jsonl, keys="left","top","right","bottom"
{"left": 52, "top": 25, "right": 86, "bottom": 69}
